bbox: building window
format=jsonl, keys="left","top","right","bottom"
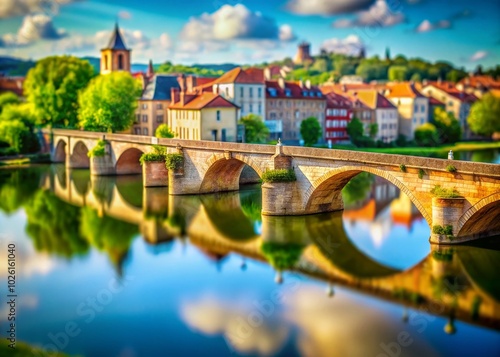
{"left": 258, "top": 103, "right": 262, "bottom": 114}
{"left": 104, "top": 54, "right": 108, "bottom": 70}
{"left": 258, "top": 88, "right": 262, "bottom": 98}
{"left": 421, "top": 105, "right": 425, "bottom": 112}
{"left": 249, "top": 87, "right": 253, "bottom": 98}
{"left": 414, "top": 104, "right": 418, "bottom": 113}
{"left": 225, "top": 87, "right": 229, "bottom": 97}
{"left": 212, "top": 129, "right": 218, "bottom": 141}
{"left": 216, "top": 110, "right": 221, "bottom": 121}
{"left": 134, "top": 127, "right": 141, "bottom": 135}
{"left": 156, "top": 115, "right": 164, "bottom": 123}
{"left": 118, "top": 54, "right": 124, "bottom": 70}
{"left": 142, "top": 104, "right": 147, "bottom": 109}
{"left": 221, "top": 129, "right": 227, "bottom": 142}
{"left": 240, "top": 87, "right": 244, "bottom": 98}
{"left": 142, "top": 115, "right": 148, "bottom": 122}
{"left": 249, "top": 104, "right": 253, "bottom": 113}
{"left": 135, "top": 114, "right": 140, "bottom": 123}
{"left": 157, "top": 103, "right": 163, "bottom": 109}
{"left": 143, "top": 128, "right": 148, "bottom": 136}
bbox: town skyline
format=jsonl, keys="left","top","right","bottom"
{"left": 0, "top": 0, "right": 499, "bottom": 69}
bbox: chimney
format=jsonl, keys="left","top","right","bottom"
{"left": 342, "top": 84, "right": 347, "bottom": 92}
{"left": 278, "top": 77, "right": 285, "bottom": 89}
{"left": 171, "top": 88, "right": 180, "bottom": 104}
{"left": 186, "top": 75, "right": 197, "bottom": 92}
{"left": 178, "top": 74, "right": 187, "bottom": 92}
{"left": 147, "top": 59, "right": 154, "bottom": 78}
{"left": 264, "top": 67, "right": 271, "bottom": 81}
{"left": 305, "top": 79, "right": 311, "bottom": 89}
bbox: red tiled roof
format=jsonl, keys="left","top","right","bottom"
{"left": 196, "top": 77, "right": 217, "bottom": 86}
{"left": 429, "top": 96, "right": 445, "bottom": 106}
{"left": 385, "top": 83, "right": 425, "bottom": 98}
{"left": 265, "top": 80, "right": 323, "bottom": 100}
{"left": 213, "top": 67, "right": 264, "bottom": 84}
{"left": 423, "top": 82, "right": 477, "bottom": 102}
{"left": 325, "top": 92, "right": 352, "bottom": 109}
{"left": 169, "top": 92, "right": 238, "bottom": 110}
{"left": 459, "top": 75, "right": 500, "bottom": 89}
{"left": 0, "top": 76, "right": 24, "bottom": 96}
{"left": 348, "top": 90, "right": 396, "bottom": 109}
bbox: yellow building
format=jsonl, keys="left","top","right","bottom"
{"left": 169, "top": 89, "right": 240, "bottom": 142}
{"left": 100, "top": 23, "right": 131, "bottom": 74}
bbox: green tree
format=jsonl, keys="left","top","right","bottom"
{"left": 239, "top": 114, "right": 270, "bottom": 143}
{"left": 300, "top": 117, "right": 322, "bottom": 146}
{"left": 414, "top": 123, "right": 439, "bottom": 147}
{"left": 0, "top": 104, "right": 39, "bottom": 153}
{"left": 155, "top": 124, "right": 175, "bottom": 138}
{"left": 346, "top": 117, "right": 364, "bottom": 143}
{"left": 78, "top": 72, "right": 142, "bottom": 133}
{"left": 467, "top": 93, "right": 500, "bottom": 137}
{"left": 388, "top": 65, "right": 409, "bottom": 81}
{"left": 446, "top": 69, "right": 467, "bottom": 83}
{"left": 0, "top": 92, "right": 20, "bottom": 113}
{"left": 432, "top": 107, "right": 462, "bottom": 143}
{"left": 24, "top": 55, "right": 94, "bottom": 128}
{"left": 369, "top": 123, "right": 378, "bottom": 139}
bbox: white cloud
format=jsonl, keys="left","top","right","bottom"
{"left": 415, "top": 19, "right": 451, "bottom": 33}
{"left": 469, "top": 50, "right": 489, "bottom": 62}
{"left": 118, "top": 10, "right": 132, "bottom": 20}
{"left": 279, "top": 24, "right": 296, "bottom": 41}
{"left": 332, "top": 0, "right": 405, "bottom": 28}
{"left": 1, "top": 14, "right": 66, "bottom": 46}
{"left": 287, "top": 0, "right": 375, "bottom": 15}
{"left": 181, "top": 4, "right": 294, "bottom": 42}
{"left": 0, "top": 0, "right": 79, "bottom": 19}
{"left": 321, "top": 35, "right": 365, "bottom": 56}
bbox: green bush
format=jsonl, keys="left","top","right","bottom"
{"left": 155, "top": 124, "right": 175, "bottom": 138}
{"left": 165, "top": 153, "right": 183, "bottom": 170}
{"left": 399, "top": 164, "right": 407, "bottom": 173}
{"left": 0, "top": 147, "right": 18, "bottom": 157}
{"left": 446, "top": 164, "right": 457, "bottom": 173}
{"left": 418, "top": 168, "right": 426, "bottom": 179}
{"left": 432, "top": 225, "right": 454, "bottom": 238}
{"left": 140, "top": 145, "right": 167, "bottom": 165}
{"left": 87, "top": 140, "right": 107, "bottom": 158}
{"left": 431, "top": 185, "right": 460, "bottom": 198}
{"left": 261, "top": 169, "right": 296, "bottom": 183}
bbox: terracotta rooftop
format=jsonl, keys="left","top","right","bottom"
{"left": 385, "top": 83, "right": 425, "bottom": 98}
{"left": 0, "top": 76, "right": 24, "bottom": 96}
{"left": 325, "top": 92, "right": 352, "bottom": 109}
{"left": 349, "top": 90, "right": 397, "bottom": 110}
{"left": 459, "top": 75, "right": 500, "bottom": 89}
{"left": 169, "top": 92, "right": 238, "bottom": 110}
{"left": 423, "top": 81, "right": 477, "bottom": 102}
{"left": 214, "top": 67, "right": 264, "bottom": 84}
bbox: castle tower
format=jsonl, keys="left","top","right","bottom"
{"left": 100, "top": 23, "right": 131, "bottom": 75}
{"left": 294, "top": 41, "right": 312, "bottom": 65}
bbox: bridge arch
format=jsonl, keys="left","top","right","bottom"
{"left": 304, "top": 166, "right": 431, "bottom": 225}
{"left": 53, "top": 139, "right": 67, "bottom": 163}
{"left": 115, "top": 147, "right": 144, "bottom": 175}
{"left": 69, "top": 141, "right": 90, "bottom": 168}
{"left": 199, "top": 154, "right": 263, "bottom": 194}
{"left": 456, "top": 193, "right": 500, "bottom": 239}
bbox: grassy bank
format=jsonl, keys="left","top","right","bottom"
{"left": 0, "top": 153, "right": 51, "bottom": 167}
{"left": 327, "top": 141, "right": 500, "bottom": 158}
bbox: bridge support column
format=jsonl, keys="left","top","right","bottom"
{"left": 143, "top": 161, "right": 168, "bottom": 187}
{"left": 262, "top": 182, "right": 301, "bottom": 215}
{"left": 430, "top": 197, "right": 465, "bottom": 244}
{"left": 90, "top": 155, "right": 116, "bottom": 176}
{"left": 143, "top": 187, "right": 169, "bottom": 218}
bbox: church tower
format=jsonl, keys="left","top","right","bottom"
{"left": 100, "top": 23, "right": 131, "bottom": 75}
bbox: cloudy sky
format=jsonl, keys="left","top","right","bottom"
{"left": 0, "top": 0, "right": 498, "bottom": 68}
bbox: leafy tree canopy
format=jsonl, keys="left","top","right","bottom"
{"left": 155, "top": 124, "right": 175, "bottom": 138}
{"left": 0, "top": 92, "right": 20, "bottom": 113}
{"left": 432, "top": 107, "right": 462, "bottom": 144}
{"left": 24, "top": 55, "right": 94, "bottom": 128}
{"left": 414, "top": 123, "right": 439, "bottom": 147}
{"left": 78, "top": 72, "right": 142, "bottom": 133}
{"left": 467, "top": 93, "right": 500, "bottom": 137}
{"left": 239, "top": 114, "right": 269, "bottom": 143}
{"left": 300, "top": 117, "right": 322, "bottom": 146}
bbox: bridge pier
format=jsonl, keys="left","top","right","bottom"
{"left": 143, "top": 162, "right": 168, "bottom": 187}
{"left": 90, "top": 155, "right": 116, "bottom": 176}
{"left": 430, "top": 197, "right": 465, "bottom": 244}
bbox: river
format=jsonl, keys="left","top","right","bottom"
{"left": 0, "top": 149, "right": 499, "bottom": 357}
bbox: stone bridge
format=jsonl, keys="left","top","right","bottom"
{"left": 46, "top": 129, "right": 500, "bottom": 244}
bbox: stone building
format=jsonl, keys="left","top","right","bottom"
{"left": 100, "top": 23, "right": 130, "bottom": 75}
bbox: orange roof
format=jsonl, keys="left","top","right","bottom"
{"left": 459, "top": 75, "right": 500, "bottom": 89}
{"left": 385, "top": 83, "right": 425, "bottom": 98}
{"left": 169, "top": 92, "right": 238, "bottom": 110}
{"left": 489, "top": 89, "right": 500, "bottom": 98}
{"left": 423, "top": 81, "right": 477, "bottom": 102}
{"left": 348, "top": 90, "right": 396, "bottom": 109}
{"left": 213, "top": 67, "right": 264, "bottom": 84}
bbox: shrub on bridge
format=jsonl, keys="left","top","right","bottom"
{"left": 399, "top": 164, "right": 407, "bottom": 173}
{"left": 140, "top": 145, "right": 167, "bottom": 165}
{"left": 432, "top": 225, "right": 454, "bottom": 236}
{"left": 87, "top": 140, "right": 106, "bottom": 158}
{"left": 445, "top": 164, "right": 457, "bottom": 173}
{"left": 261, "top": 169, "right": 296, "bottom": 183}
{"left": 165, "top": 153, "right": 184, "bottom": 170}
{"left": 431, "top": 185, "right": 461, "bottom": 198}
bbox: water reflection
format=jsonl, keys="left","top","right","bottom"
{"left": 0, "top": 166, "right": 499, "bottom": 356}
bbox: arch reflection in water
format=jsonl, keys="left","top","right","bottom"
{"left": 4, "top": 166, "right": 499, "bottom": 334}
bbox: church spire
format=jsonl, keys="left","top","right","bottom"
{"left": 147, "top": 59, "right": 154, "bottom": 78}
{"left": 105, "top": 22, "right": 128, "bottom": 50}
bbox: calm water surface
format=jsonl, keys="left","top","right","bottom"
{"left": 0, "top": 153, "right": 499, "bottom": 357}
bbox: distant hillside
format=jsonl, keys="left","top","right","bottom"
{"left": 0, "top": 56, "right": 35, "bottom": 76}
{"left": 191, "top": 63, "right": 238, "bottom": 72}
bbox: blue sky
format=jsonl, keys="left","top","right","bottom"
{"left": 0, "top": 0, "right": 498, "bottom": 69}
